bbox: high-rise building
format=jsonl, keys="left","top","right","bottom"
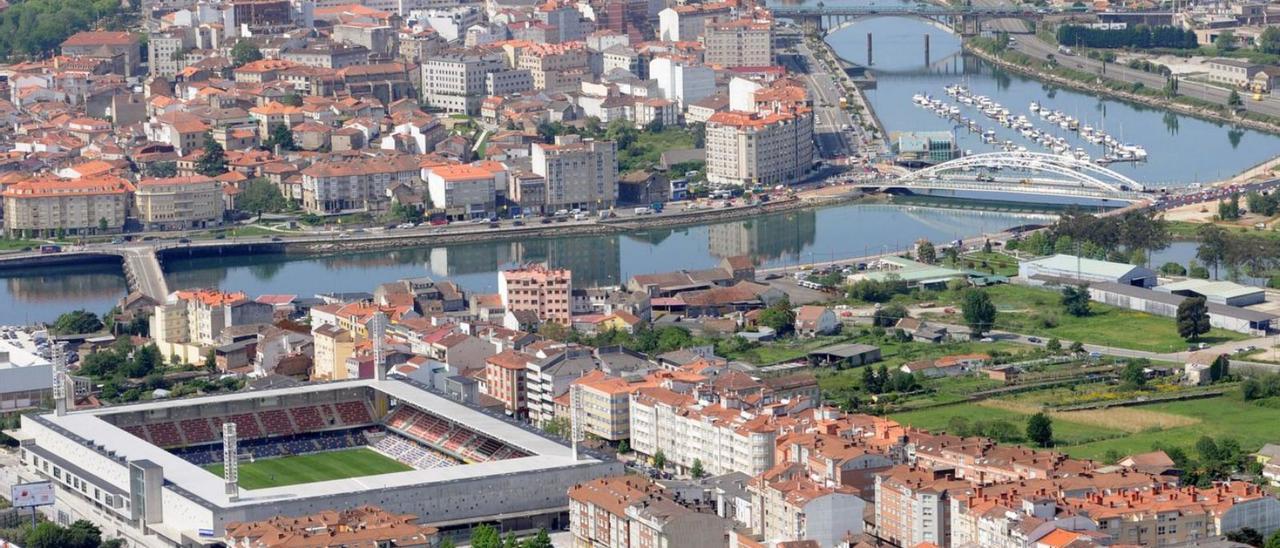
{"left": 530, "top": 138, "right": 618, "bottom": 211}
{"left": 421, "top": 50, "right": 507, "bottom": 114}
{"left": 499, "top": 264, "right": 573, "bottom": 326}
{"left": 705, "top": 109, "right": 814, "bottom": 187}
{"left": 702, "top": 18, "right": 772, "bottom": 68}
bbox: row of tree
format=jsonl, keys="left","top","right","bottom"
{"left": 1055, "top": 24, "right": 1198, "bottom": 50}
{"left": 1195, "top": 224, "right": 1280, "bottom": 279}
{"left": 1009, "top": 210, "right": 1170, "bottom": 264}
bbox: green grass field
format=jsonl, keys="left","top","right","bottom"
{"left": 204, "top": 448, "right": 412, "bottom": 489}
{"left": 891, "top": 391, "right": 1280, "bottom": 461}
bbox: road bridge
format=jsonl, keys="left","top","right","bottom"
{"left": 770, "top": 4, "right": 1043, "bottom": 35}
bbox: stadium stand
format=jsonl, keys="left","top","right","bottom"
{"left": 335, "top": 401, "right": 373, "bottom": 425}
{"left": 289, "top": 405, "right": 324, "bottom": 430}
{"left": 259, "top": 409, "right": 294, "bottom": 435}
{"left": 146, "top": 421, "right": 183, "bottom": 447}
{"left": 180, "top": 418, "right": 216, "bottom": 444}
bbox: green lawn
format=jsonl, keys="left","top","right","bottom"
{"left": 727, "top": 335, "right": 855, "bottom": 365}
{"left": 817, "top": 339, "right": 1033, "bottom": 394}
{"left": 204, "top": 448, "right": 411, "bottom": 489}
{"left": 892, "top": 403, "right": 1127, "bottom": 447}
{"left": 923, "top": 285, "right": 1246, "bottom": 353}
{"left": 891, "top": 390, "right": 1280, "bottom": 461}
{"left": 619, "top": 128, "right": 695, "bottom": 172}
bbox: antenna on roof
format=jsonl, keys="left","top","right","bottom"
{"left": 371, "top": 311, "right": 389, "bottom": 381}
{"left": 52, "top": 342, "right": 68, "bottom": 416}
{"left": 223, "top": 422, "right": 239, "bottom": 502}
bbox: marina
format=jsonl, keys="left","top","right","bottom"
{"left": 910, "top": 84, "right": 1148, "bottom": 165}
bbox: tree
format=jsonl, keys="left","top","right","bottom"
{"left": 280, "top": 93, "right": 303, "bottom": 107}
{"left": 196, "top": 133, "right": 228, "bottom": 176}
{"left": 523, "top": 530, "right": 553, "bottom": 548}
{"left": 1160, "top": 262, "right": 1187, "bottom": 276}
{"left": 617, "top": 439, "right": 630, "bottom": 454}
{"left": 1069, "top": 340, "right": 1085, "bottom": 355}
{"left": 1026, "top": 412, "right": 1053, "bottom": 448}
{"left": 1177, "top": 296, "right": 1211, "bottom": 342}
{"left": 690, "top": 458, "right": 705, "bottom": 478}
{"left": 439, "top": 538, "right": 457, "bottom": 548}
{"left": 231, "top": 40, "right": 263, "bottom": 67}
{"left": 264, "top": 122, "right": 297, "bottom": 151}
{"left": 961, "top": 289, "right": 997, "bottom": 338}
{"left": 1266, "top": 529, "right": 1280, "bottom": 548}
{"left": 503, "top": 532, "right": 520, "bottom": 548}
{"left": 758, "top": 298, "right": 796, "bottom": 335}
{"left": 1228, "top": 90, "right": 1244, "bottom": 110}
{"left": 1121, "top": 360, "right": 1147, "bottom": 389}
{"left": 98, "top": 217, "right": 109, "bottom": 232}
{"left": 653, "top": 449, "right": 666, "bottom": 469}
{"left": 1209, "top": 354, "right": 1230, "bottom": 383}
{"left": 1216, "top": 30, "right": 1237, "bottom": 53}
{"left": 51, "top": 309, "right": 103, "bottom": 334}
{"left": 916, "top": 240, "right": 936, "bottom": 264}
{"left": 1226, "top": 528, "right": 1263, "bottom": 547}
{"left": 873, "top": 303, "right": 908, "bottom": 328}
{"left": 1219, "top": 193, "right": 1242, "bottom": 220}
{"left": 1197, "top": 225, "right": 1229, "bottom": 278}
{"left": 147, "top": 161, "right": 178, "bottom": 178}
{"left": 1046, "top": 338, "right": 1062, "bottom": 353}
{"left": 203, "top": 349, "right": 217, "bottom": 372}
{"left": 470, "top": 524, "right": 502, "bottom": 548}
{"left": 1060, "top": 285, "right": 1091, "bottom": 317}
{"left": 237, "top": 179, "right": 287, "bottom": 217}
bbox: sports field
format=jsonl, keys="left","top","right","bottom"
{"left": 204, "top": 447, "right": 412, "bottom": 489}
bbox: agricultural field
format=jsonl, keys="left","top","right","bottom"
{"left": 891, "top": 384, "right": 1280, "bottom": 461}
{"left": 204, "top": 447, "right": 412, "bottom": 489}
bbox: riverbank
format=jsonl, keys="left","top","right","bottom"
{"left": 963, "top": 40, "right": 1280, "bottom": 136}
{"left": 266, "top": 190, "right": 866, "bottom": 255}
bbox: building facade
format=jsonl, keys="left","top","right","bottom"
{"left": 135, "top": 176, "right": 225, "bottom": 230}
{"left": 531, "top": 139, "right": 618, "bottom": 211}
{"left": 705, "top": 109, "right": 814, "bottom": 187}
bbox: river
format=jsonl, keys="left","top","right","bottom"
{"left": 0, "top": 204, "right": 1047, "bottom": 324}
{"left": 823, "top": 16, "right": 1280, "bottom": 186}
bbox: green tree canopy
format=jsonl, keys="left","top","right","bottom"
{"left": 51, "top": 309, "right": 103, "bottom": 335}
{"left": 196, "top": 133, "right": 228, "bottom": 177}
{"left": 961, "top": 289, "right": 997, "bottom": 337}
{"left": 231, "top": 40, "right": 263, "bottom": 67}
{"left": 1060, "top": 285, "right": 1091, "bottom": 317}
{"left": 1177, "top": 296, "right": 1211, "bottom": 342}
{"left": 1026, "top": 412, "right": 1053, "bottom": 448}
{"left": 237, "top": 179, "right": 288, "bottom": 216}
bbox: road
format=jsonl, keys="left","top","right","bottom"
{"left": 1012, "top": 35, "right": 1280, "bottom": 118}
{"left": 784, "top": 41, "right": 858, "bottom": 159}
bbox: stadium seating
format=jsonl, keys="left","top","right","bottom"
{"left": 259, "top": 409, "right": 294, "bottom": 435}
{"left": 335, "top": 401, "right": 372, "bottom": 425}
{"left": 371, "top": 434, "right": 457, "bottom": 470}
{"left": 180, "top": 418, "right": 216, "bottom": 444}
{"left": 146, "top": 421, "right": 183, "bottom": 447}
{"left": 228, "top": 413, "right": 263, "bottom": 438}
{"left": 290, "top": 406, "right": 324, "bottom": 430}
{"left": 120, "top": 424, "right": 148, "bottom": 442}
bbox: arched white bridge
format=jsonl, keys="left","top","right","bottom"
{"left": 875, "top": 151, "right": 1150, "bottom": 201}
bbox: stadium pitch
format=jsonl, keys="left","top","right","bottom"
{"left": 204, "top": 447, "right": 413, "bottom": 489}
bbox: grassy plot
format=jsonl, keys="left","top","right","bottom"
{"left": 922, "top": 285, "right": 1246, "bottom": 353}
{"left": 890, "top": 389, "right": 1280, "bottom": 462}
{"left": 204, "top": 447, "right": 412, "bottom": 489}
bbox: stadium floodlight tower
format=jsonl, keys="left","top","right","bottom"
{"left": 223, "top": 422, "right": 239, "bottom": 501}
{"left": 52, "top": 342, "right": 68, "bottom": 416}
{"left": 370, "top": 311, "right": 389, "bottom": 381}
{"left": 570, "top": 383, "right": 584, "bottom": 461}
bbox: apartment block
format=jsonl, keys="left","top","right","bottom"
{"left": 629, "top": 386, "right": 777, "bottom": 477}
{"left": 425, "top": 162, "right": 503, "bottom": 220}
{"left": 2, "top": 176, "right": 133, "bottom": 237}
{"left": 484, "top": 349, "right": 532, "bottom": 418}
{"left": 703, "top": 19, "right": 772, "bottom": 68}
{"left": 499, "top": 264, "right": 573, "bottom": 326}
{"left": 874, "top": 466, "right": 973, "bottom": 548}
{"left": 300, "top": 155, "right": 422, "bottom": 213}
{"left": 421, "top": 50, "right": 506, "bottom": 114}
{"left": 748, "top": 463, "right": 865, "bottom": 547}
{"left": 568, "top": 476, "right": 730, "bottom": 548}
{"left": 312, "top": 324, "right": 355, "bottom": 381}
{"left": 135, "top": 175, "right": 225, "bottom": 230}
{"left": 531, "top": 138, "right": 618, "bottom": 211}
{"left": 152, "top": 289, "right": 274, "bottom": 362}
{"left": 705, "top": 109, "right": 814, "bottom": 187}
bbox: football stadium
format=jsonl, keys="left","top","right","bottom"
{"left": 10, "top": 378, "right": 621, "bottom": 547}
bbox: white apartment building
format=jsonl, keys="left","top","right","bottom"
{"left": 650, "top": 56, "right": 715, "bottom": 108}
{"left": 630, "top": 387, "right": 776, "bottom": 477}
{"left": 299, "top": 155, "right": 422, "bottom": 213}
{"left": 135, "top": 175, "right": 225, "bottom": 230}
{"left": 152, "top": 289, "right": 274, "bottom": 362}
{"left": 703, "top": 19, "right": 772, "bottom": 68}
{"left": 148, "top": 29, "right": 194, "bottom": 78}
{"left": 2, "top": 176, "right": 132, "bottom": 237}
{"left": 425, "top": 162, "right": 503, "bottom": 220}
{"left": 422, "top": 51, "right": 507, "bottom": 114}
{"left": 531, "top": 138, "right": 618, "bottom": 211}
{"left": 657, "top": 4, "right": 731, "bottom": 42}
{"left": 411, "top": 6, "right": 481, "bottom": 42}
{"left": 705, "top": 109, "right": 814, "bottom": 187}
